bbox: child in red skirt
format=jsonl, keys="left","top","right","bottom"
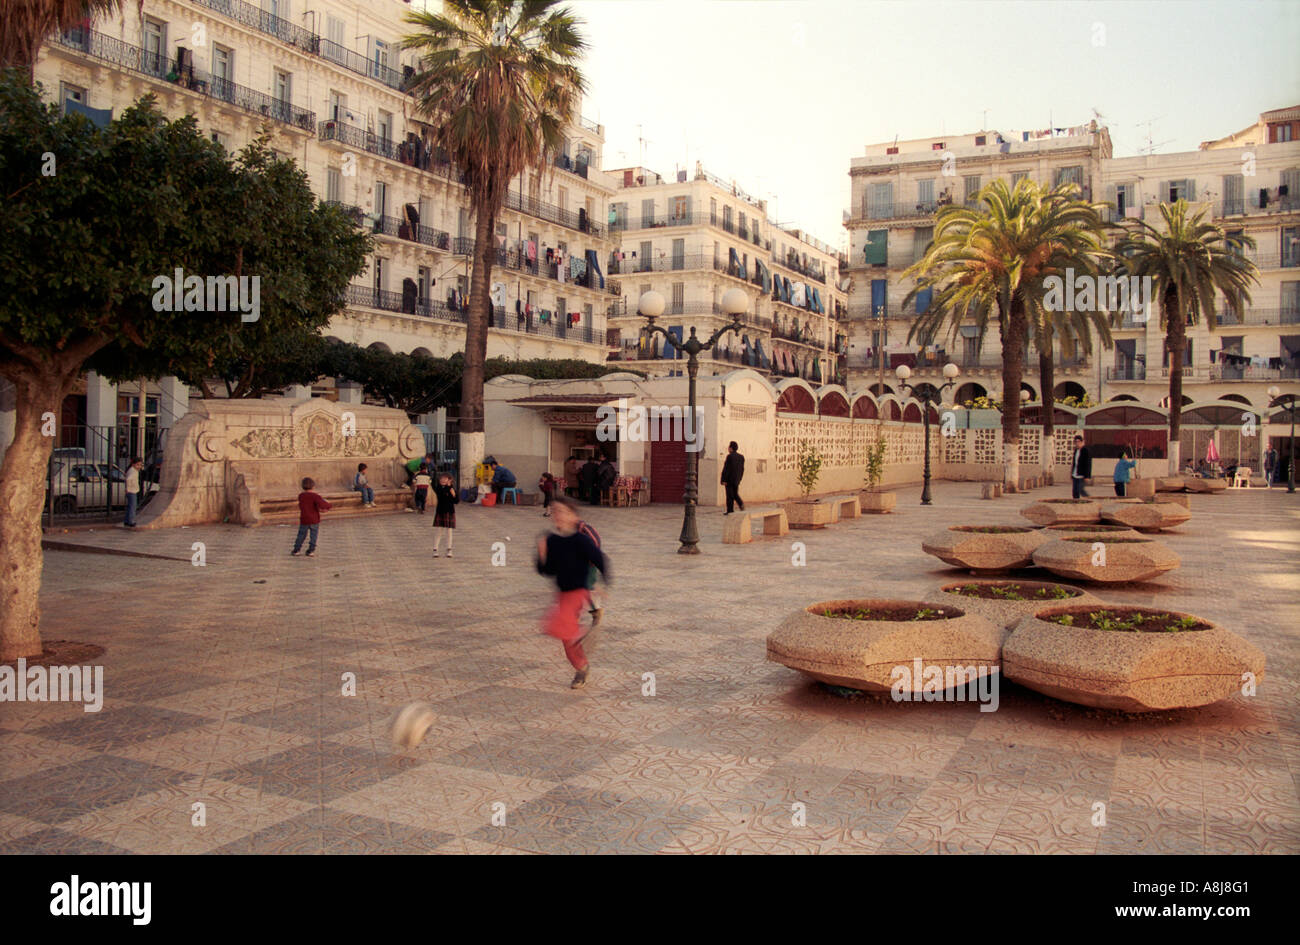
{"left": 536, "top": 496, "right": 610, "bottom": 688}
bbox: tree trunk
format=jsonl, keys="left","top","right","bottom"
{"left": 458, "top": 202, "right": 496, "bottom": 485}
{"left": 1039, "top": 345, "right": 1055, "bottom": 475}
{"left": 999, "top": 299, "right": 1026, "bottom": 488}
{"left": 1166, "top": 288, "right": 1185, "bottom": 476}
{"left": 0, "top": 367, "right": 64, "bottom": 660}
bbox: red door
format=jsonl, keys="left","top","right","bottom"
{"left": 650, "top": 437, "right": 686, "bottom": 504}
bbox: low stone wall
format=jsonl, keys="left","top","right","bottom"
{"left": 138, "top": 397, "right": 425, "bottom": 528}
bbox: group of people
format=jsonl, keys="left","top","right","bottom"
{"left": 561, "top": 453, "right": 618, "bottom": 505}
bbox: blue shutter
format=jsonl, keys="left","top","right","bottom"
{"left": 915, "top": 287, "right": 933, "bottom": 315}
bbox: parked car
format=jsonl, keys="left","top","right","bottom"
{"left": 45, "top": 460, "right": 154, "bottom": 514}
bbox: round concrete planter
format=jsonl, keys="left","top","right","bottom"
{"left": 1003, "top": 605, "right": 1266, "bottom": 711}
{"left": 924, "top": 580, "right": 1106, "bottom": 633}
{"left": 1100, "top": 498, "right": 1191, "bottom": 532}
{"left": 1155, "top": 477, "right": 1187, "bottom": 492}
{"left": 1127, "top": 478, "right": 1156, "bottom": 497}
{"left": 1043, "top": 523, "right": 1143, "bottom": 541}
{"left": 921, "top": 525, "right": 1048, "bottom": 572}
{"left": 1032, "top": 535, "right": 1180, "bottom": 584}
{"left": 1182, "top": 477, "right": 1226, "bottom": 494}
{"left": 858, "top": 490, "right": 897, "bottom": 514}
{"left": 766, "top": 599, "right": 1002, "bottom": 693}
{"left": 1019, "top": 498, "right": 1103, "bottom": 526}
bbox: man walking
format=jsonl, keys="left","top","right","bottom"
{"left": 123, "top": 456, "right": 142, "bottom": 528}
{"left": 1265, "top": 446, "right": 1277, "bottom": 488}
{"left": 1070, "top": 434, "right": 1092, "bottom": 498}
{"left": 721, "top": 441, "right": 745, "bottom": 514}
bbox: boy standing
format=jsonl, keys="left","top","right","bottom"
{"left": 413, "top": 464, "right": 432, "bottom": 513}
{"left": 291, "top": 477, "right": 331, "bottom": 557}
{"left": 536, "top": 496, "right": 610, "bottom": 689}
{"left": 1070, "top": 435, "right": 1092, "bottom": 498}
{"left": 123, "top": 456, "right": 143, "bottom": 527}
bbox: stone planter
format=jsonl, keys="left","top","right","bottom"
{"left": 924, "top": 580, "right": 1105, "bottom": 633}
{"left": 1127, "top": 478, "right": 1156, "bottom": 497}
{"left": 766, "top": 599, "right": 1002, "bottom": 693}
{"left": 1043, "top": 523, "right": 1143, "bottom": 541}
{"left": 1032, "top": 536, "right": 1180, "bottom": 584}
{"left": 1100, "top": 498, "right": 1191, "bottom": 532}
{"left": 1019, "top": 498, "right": 1103, "bottom": 526}
{"left": 921, "top": 525, "right": 1049, "bottom": 572}
{"left": 858, "top": 490, "right": 897, "bottom": 514}
{"left": 1003, "top": 605, "right": 1266, "bottom": 711}
{"left": 783, "top": 499, "right": 834, "bottom": 529}
{"left": 1155, "top": 477, "right": 1187, "bottom": 492}
{"left": 1182, "top": 477, "right": 1226, "bottom": 494}
{"left": 1158, "top": 493, "right": 1190, "bottom": 509}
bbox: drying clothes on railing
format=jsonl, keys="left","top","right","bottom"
{"left": 490, "top": 282, "right": 507, "bottom": 308}
{"left": 526, "top": 240, "right": 537, "bottom": 262}
{"left": 585, "top": 250, "right": 605, "bottom": 289}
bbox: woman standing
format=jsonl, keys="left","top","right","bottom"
{"left": 432, "top": 473, "right": 459, "bottom": 558}
{"left": 1113, "top": 448, "right": 1137, "bottom": 497}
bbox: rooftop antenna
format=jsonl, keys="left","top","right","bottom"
{"left": 982, "top": 108, "right": 989, "bottom": 130}
{"left": 1137, "top": 115, "right": 1172, "bottom": 155}
{"left": 636, "top": 124, "right": 652, "bottom": 168}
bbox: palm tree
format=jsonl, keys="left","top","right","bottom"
{"left": 1116, "top": 201, "right": 1258, "bottom": 474}
{"left": 904, "top": 178, "right": 1110, "bottom": 488}
{"left": 0, "top": 0, "right": 123, "bottom": 83}
{"left": 403, "top": 0, "right": 586, "bottom": 482}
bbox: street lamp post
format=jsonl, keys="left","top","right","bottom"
{"left": 895, "top": 361, "right": 960, "bottom": 505}
{"left": 1267, "top": 385, "right": 1297, "bottom": 494}
{"left": 640, "top": 288, "right": 747, "bottom": 553}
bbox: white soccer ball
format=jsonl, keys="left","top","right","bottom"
{"left": 390, "top": 701, "right": 436, "bottom": 750}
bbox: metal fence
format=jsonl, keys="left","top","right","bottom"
{"left": 45, "top": 425, "right": 166, "bottom": 524}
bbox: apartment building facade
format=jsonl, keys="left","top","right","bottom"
{"left": 844, "top": 123, "right": 1112, "bottom": 406}
{"left": 29, "top": 0, "right": 618, "bottom": 449}
{"left": 844, "top": 108, "right": 1300, "bottom": 412}
{"left": 604, "top": 163, "right": 848, "bottom": 386}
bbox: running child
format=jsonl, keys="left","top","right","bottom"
{"left": 536, "top": 496, "right": 610, "bottom": 689}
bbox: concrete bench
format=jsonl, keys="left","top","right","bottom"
{"left": 981, "top": 483, "right": 1003, "bottom": 499}
{"left": 722, "top": 513, "right": 752, "bottom": 544}
{"left": 754, "top": 507, "right": 789, "bottom": 537}
{"left": 827, "top": 495, "right": 860, "bottom": 523}
{"left": 232, "top": 458, "right": 413, "bottom": 525}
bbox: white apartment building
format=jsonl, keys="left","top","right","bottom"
{"left": 844, "top": 108, "right": 1300, "bottom": 414}
{"left": 604, "top": 163, "right": 848, "bottom": 386}
{"left": 844, "top": 122, "right": 1111, "bottom": 406}
{"left": 28, "top": 0, "right": 618, "bottom": 455}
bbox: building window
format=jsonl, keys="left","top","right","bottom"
{"left": 912, "top": 226, "right": 934, "bottom": 263}
{"left": 1167, "top": 178, "right": 1195, "bottom": 202}
{"left": 916, "top": 179, "right": 935, "bottom": 211}
{"left": 142, "top": 17, "right": 166, "bottom": 76}
{"left": 974, "top": 134, "right": 987, "bottom": 146}
{"left": 326, "top": 167, "right": 341, "bottom": 204}
{"left": 274, "top": 71, "right": 291, "bottom": 105}
{"left": 1054, "top": 165, "right": 1084, "bottom": 189}
{"left": 1282, "top": 227, "right": 1299, "bottom": 268}
{"left": 963, "top": 175, "right": 981, "bottom": 204}
{"left": 670, "top": 195, "right": 689, "bottom": 222}
{"left": 329, "top": 91, "right": 346, "bottom": 123}
{"left": 641, "top": 198, "right": 654, "bottom": 226}
{"left": 377, "top": 110, "right": 392, "bottom": 145}
{"left": 723, "top": 205, "right": 733, "bottom": 233}
{"left": 671, "top": 283, "right": 684, "bottom": 314}
{"left": 864, "top": 230, "right": 887, "bottom": 266}
{"left": 372, "top": 38, "right": 390, "bottom": 79}
{"left": 867, "top": 181, "right": 894, "bottom": 219}
{"left": 374, "top": 181, "right": 387, "bottom": 216}
{"left": 1114, "top": 182, "right": 1134, "bottom": 217}
{"left": 213, "top": 45, "right": 232, "bottom": 85}
{"left": 326, "top": 14, "right": 345, "bottom": 48}
{"left": 373, "top": 257, "right": 386, "bottom": 293}
{"left": 710, "top": 198, "right": 717, "bottom": 225}
{"left": 1270, "top": 123, "right": 1295, "bottom": 143}
{"left": 60, "top": 82, "right": 86, "bottom": 112}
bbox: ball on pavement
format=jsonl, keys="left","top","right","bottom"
{"left": 391, "top": 701, "right": 436, "bottom": 750}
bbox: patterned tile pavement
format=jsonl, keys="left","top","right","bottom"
{"left": 2, "top": 481, "right": 1298, "bottom": 854}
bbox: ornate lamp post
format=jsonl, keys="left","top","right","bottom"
{"left": 1267, "top": 385, "right": 1297, "bottom": 494}
{"left": 640, "top": 287, "right": 747, "bottom": 553}
{"left": 895, "top": 361, "right": 959, "bottom": 505}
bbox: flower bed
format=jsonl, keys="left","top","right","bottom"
{"left": 1002, "top": 604, "right": 1266, "bottom": 711}
{"left": 766, "top": 598, "right": 1001, "bottom": 693}
{"left": 925, "top": 580, "right": 1105, "bottom": 634}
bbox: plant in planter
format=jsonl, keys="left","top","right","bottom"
{"left": 924, "top": 579, "right": 1104, "bottom": 632}
{"left": 767, "top": 598, "right": 1002, "bottom": 693}
{"left": 859, "top": 432, "right": 896, "bottom": 513}
{"left": 1002, "top": 604, "right": 1266, "bottom": 711}
{"left": 784, "top": 441, "right": 832, "bottom": 527}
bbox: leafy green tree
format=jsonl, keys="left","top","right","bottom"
{"left": 905, "top": 178, "right": 1109, "bottom": 487}
{"left": 0, "top": 77, "right": 366, "bottom": 659}
{"left": 1116, "top": 201, "right": 1258, "bottom": 474}
{"left": 402, "top": 0, "right": 587, "bottom": 482}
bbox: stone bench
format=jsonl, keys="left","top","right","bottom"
{"left": 722, "top": 506, "right": 790, "bottom": 543}
{"left": 827, "top": 495, "right": 860, "bottom": 523}
{"left": 234, "top": 457, "right": 413, "bottom": 525}
{"left": 754, "top": 507, "right": 789, "bottom": 537}
{"left": 981, "top": 483, "right": 1003, "bottom": 499}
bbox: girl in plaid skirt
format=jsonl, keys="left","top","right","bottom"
{"left": 432, "top": 473, "right": 458, "bottom": 558}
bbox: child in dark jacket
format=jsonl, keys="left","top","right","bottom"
{"left": 539, "top": 472, "right": 557, "bottom": 516}
{"left": 291, "top": 477, "right": 331, "bottom": 557}
{"left": 536, "top": 496, "right": 610, "bottom": 689}
{"left": 432, "top": 473, "right": 458, "bottom": 558}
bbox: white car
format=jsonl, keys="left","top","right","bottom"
{"left": 46, "top": 461, "right": 152, "bottom": 514}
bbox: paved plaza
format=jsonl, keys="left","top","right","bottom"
{"left": 2, "top": 481, "right": 1298, "bottom": 854}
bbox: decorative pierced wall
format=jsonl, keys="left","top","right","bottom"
{"left": 1018, "top": 434, "right": 1039, "bottom": 467}
{"left": 772, "top": 419, "right": 926, "bottom": 471}
{"left": 973, "top": 429, "right": 999, "bottom": 465}
{"left": 1054, "top": 428, "right": 1079, "bottom": 465}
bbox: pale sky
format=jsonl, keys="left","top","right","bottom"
{"left": 569, "top": 0, "right": 1300, "bottom": 251}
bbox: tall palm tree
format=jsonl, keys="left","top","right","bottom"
{"left": 0, "top": 0, "right": 123, "bottom": 83}
{"left": 904, "top": 178, "right": 1109, "bottom": 488}
{"left": 1116, "top": 201, "right": 1258, "bottom": 474}
{"left": 403, "top": 0, "right": 586, "bottom": 482}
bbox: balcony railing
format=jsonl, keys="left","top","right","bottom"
{"left": 319, "top": 120, "right": 400, "bottom": 161}
{"left": 54, "top": 29, "right": 314, "bottom": 131}
{"left": 1107, "top": 365, "right": 1146, "bottom": 381}
{"left": 346, "top": 285, "right": 604, "bottom": 345}
{"left": 850, "top": 200, "right": 948, "bottom": 223}
{"left": 317, "top": 37, "right": 404, "bottom": 90}
{"left": 1212, "top": 197, "right": 1300, "bottom": 217}
{"left": 577, "top": 115, "right": 602, "bottom": 134}
{"left": 770, "top": 252, "right": 828, "bottom": 284}
{"left": 1213, "top": 364, "right": 1300, "bottom": 381}
{"left": 191, "top": 0, "right": 318, "bottom": 53}
{"left": 553, "top": 153, "right": 590, "bottom": 180}
{"left": 1214, "top": 308, "right": 1300, "bottom": 327}
{"left": 502, "top": 191, "right": 603, "bottom": 237}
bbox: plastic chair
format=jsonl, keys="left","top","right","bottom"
{"left": 1233, "top": 467, "right": 1252, "bottom": 488}
{"left": 500, "top": 487, "right": 522, "bottom": 505}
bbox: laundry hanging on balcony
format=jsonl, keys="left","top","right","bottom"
{"left": 812, "top": 358, "right": 822, "bottom": 382}
{"left": 755, "top": 340, "right": 768, "bottom": 369}
{"left": 65, "top": 99, "right": 113, "bottom": 128}
{"left": 792, "top": 282, "right": 806, "bottom": 307}
{"left": 490, "top": 282, "right": 507, "bottom": 308}
{"left": 915, "top": 287, "right": 933, "bottom": 315}
{"left": 569, "top": 255, "right": 587, "bottom": 286}
{"left": 812, "top": 288, "right": 823, "bottom": 314}
{"left": 584, "top": 250, "right": 605, "bottom": 289}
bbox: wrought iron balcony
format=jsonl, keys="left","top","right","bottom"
{"left": 54, "top": 28, "right": 315, "bottom": 132}
{"left": 1106, "top": 365, "right": 1146, "bottom": 381}
{"left": 346, "top": 285, "right": 604, "bottom": 345}
{"left": 553, "top": 153, "right": 590, "bottom": 179}
{"left": 318, "top": 120, "right": 400, "bottom": 161}
{"left": 317, "top": 38, "right": 404, "bottom": 90}
{"left": 190, "top": 0, "right": 319, "bottom": 53}
{"left": 1215, "top": 307, "right": 1300, "bottom": 327}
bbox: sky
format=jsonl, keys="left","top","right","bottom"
{"left": 568, "top": 0, "right": 1300, "bottom": 252}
